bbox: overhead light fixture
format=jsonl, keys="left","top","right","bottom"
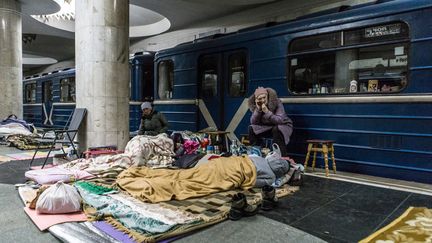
{"left": 30, "top": 1, "right": 170, "bottom": 37}
{"left": 32, "top": 0, "right": 75, "bottom": 22}
{"left": 22, "top": 34, "right": 37, "bottom": 44}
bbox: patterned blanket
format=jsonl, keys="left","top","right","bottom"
{"left": 20, "top": 180, "right": 298, "bottom": 243}
{"left": 6, "top": 134, "right": 51, "bottom": 150}
{"left": 125, "top": 133, "right": 174, "bottom": 167}
{"left": 82, "top": 185, "right": 298, "bottom": 243}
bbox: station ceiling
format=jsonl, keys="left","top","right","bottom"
{"left": 20, "top": 0, "right": 371, "bottom": 73}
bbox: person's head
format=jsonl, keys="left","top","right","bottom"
{"left": 141, "top": 102, "right": 152, "bottom": 115}
{"left": 254, "top": 87, "right": 268, "bottom": 106}
{"left": 268, "top": 158, "right": 290, "bottom": 178}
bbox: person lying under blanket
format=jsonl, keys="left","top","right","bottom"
{"left": 115, "top": 154, "right": 290, "bottom": 203}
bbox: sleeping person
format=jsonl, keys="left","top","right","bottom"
{"left": 116, "top": 154, "right": 289, "bottom": 203}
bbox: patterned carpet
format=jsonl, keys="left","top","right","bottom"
{"left": 360, "top": 207, "right": 432, "bottom": 243}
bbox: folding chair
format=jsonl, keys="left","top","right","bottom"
{"left": 29, "top": 108, "right": 87, "bottom": 169}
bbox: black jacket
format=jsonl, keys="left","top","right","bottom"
{"left": 138, "top": 111, "right": 169, "bottom": 136}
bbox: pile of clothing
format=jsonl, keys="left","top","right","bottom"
{"left": 0, "top": 115, "right": 51, "bottom": 149}
{"left": 0, "top": 115, "right": 35, "bottom": 136}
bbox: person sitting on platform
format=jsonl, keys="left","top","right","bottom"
{"left": 138, "top": 101, "right": 169, "bottom": 136}
{"left": 248, "top": 87, "right": 293, "bottom": 156}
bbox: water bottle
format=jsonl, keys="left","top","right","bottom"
{"left": 207, "top": 145, "right": 214, "bottom": 154}
{"left": 230, "top": 139, "right": 239, "bottom": 155}
{"left": 214, "top": 145, "right": 220, "bottom": 155}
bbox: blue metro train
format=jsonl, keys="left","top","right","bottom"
{"left": 23, "top": 0, "right": 432, "bottom": 183}
{"left": 22, "top": 52, "right": 155, "bottom": 132}
{"left": 146, "top": 0, "right": 432, "bottom": 183}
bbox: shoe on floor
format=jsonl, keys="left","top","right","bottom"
{"left": 261, "top": 185, "right": 278, "bottom": 211}
{"left": 229, "top": 193, "right": 260, "bottom": 220}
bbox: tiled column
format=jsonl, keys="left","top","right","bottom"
{"left": 75, "top": 0, "right": 129, "bottom": 150}
{"left": 0, "top": 0, "right": 22, "bottom": 119}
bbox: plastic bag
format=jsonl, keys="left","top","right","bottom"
{"left": 36, "top": 181, "right": 81, "bottom": 214}
{"left": 265, "top": 143, "right": 282, "bottom": 163}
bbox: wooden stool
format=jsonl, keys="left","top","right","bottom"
{"left": 240, "top": 134, "right": 250, "bottom": 145}
{"left": 239, "top": 134, "right": 273, "bottom": 148}
{"left": 304, "top": 139, "right": 336, "bottom": 177}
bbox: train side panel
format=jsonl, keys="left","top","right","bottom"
{"left": 153, "top": 52, "right": 199, "bottom": 133}
{"left": 153, "top": 1, "right": 432, "bottom": 183}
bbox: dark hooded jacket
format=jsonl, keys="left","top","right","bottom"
{"left": 138, "top": 111, "right": 168, "bottom": 136}
{"left": 248, "top": 88, "right": 293, "bottom": 145}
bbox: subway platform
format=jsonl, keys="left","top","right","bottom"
{"left": 0, "top": 146, "right": 431, "bottom": 243}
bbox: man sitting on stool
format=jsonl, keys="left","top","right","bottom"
{"left": 247, "top": 87, "right": 293, "bottom": 156}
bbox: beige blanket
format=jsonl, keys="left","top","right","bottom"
{"left": 116, "top": 156, "right": 257, "bottom": 203}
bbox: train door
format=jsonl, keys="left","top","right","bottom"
{"left": 222, "top": 51, "right": 248, "bottom": 135}
{"left": 130, "top": 53, "right": 154, "bottom": 101}
{"left": 42, "top": 80, "right": 54, "bottom": 126}
{"left": 198, "top": 50, "right": 248, "bottom": 132}
{"left": 198, "top": 54, "right": 223, "bottom": 129}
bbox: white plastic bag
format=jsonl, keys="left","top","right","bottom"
{"left": 265, "top": 143, "right": 282, "bottom": 163}
{"left": 36, "top": 181, "right": 81, "bottom": 214}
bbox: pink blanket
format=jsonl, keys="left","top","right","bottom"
{"left": 24, "top": 207, "right": 87, "bottom": 231}
{"left": 25, "top": 167, "right": 94, "bottom": 184}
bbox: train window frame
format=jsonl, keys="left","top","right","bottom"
{"left": 24, "top": 82, "right": 37, "bottom": 104}
{"left": 227, "top": 51, "right": 248, "bottom": 97}
{"left": 198, "top": 54, "right": 219, "bottom": 98}
{"left": 60, "top": 77, "right": 76, "bottom": 103}
{"left": 43, "top": 80, "right": 53, "bottom": 102}
{"left": 287, "top": 21, "right": 410, "bottom": 96}
{"left": 289, "top": 31, "right": 341, "bottom": 53}
{"left": 157, "top": 59, "right": 174, "bottom": 100}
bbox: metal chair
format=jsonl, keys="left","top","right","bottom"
{"left": 29, "top": 108, "right": 86, "bottom": 169}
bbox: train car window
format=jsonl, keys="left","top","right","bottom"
{"left": 228, "top": 52, "right": 247, "bottom": 97}
{"left": 43, "top": 81, "right": 53, "bottom": 102}
{"left": 158, "top": 60, "right": 174, "bottom": 100}
{"left": 199, "top": 56, "right": 218, "bottom": 97}
{"left": 290, "top": 32, "right": 341, "bottom": 53}
{"left": 24, "top": 83, "right": 37, "bottom": 103}
{"left": 60, "top": 78, "right": 76, "bottom": 102}
{"left": 288, "top": 22, "right": 409, "bottom": 95}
